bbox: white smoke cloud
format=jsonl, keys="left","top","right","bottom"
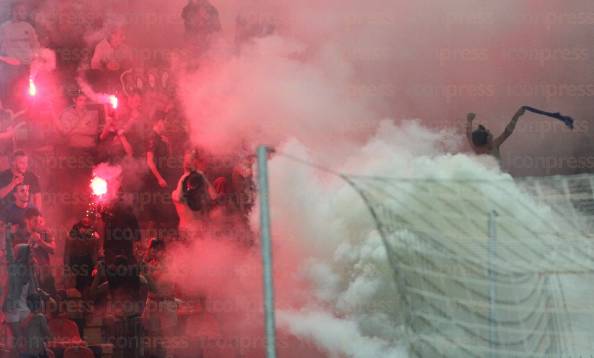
{"left": 264, "top": 122, "right": 455, "bottom": 357}
{"left": 278, "top": 310, "right": 407, "bottom": 358}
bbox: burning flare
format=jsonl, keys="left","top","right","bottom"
{"left": 28, "top": 77, "right": 36, "bottom": 97}
{"left": 109, "top": 95, "right": 118, "bottom": 109}
{"left": 90, "top": 176, "right": 108, "bottom": 197}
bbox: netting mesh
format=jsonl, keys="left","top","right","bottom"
{"left": 344, "top": 174, "right": 594, "bottom": 358}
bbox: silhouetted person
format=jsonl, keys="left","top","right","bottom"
{"left": 20, "top": 293, "right": 50, "bottom": 358}
{"left": 466, "top": 107, "right": 526, "bottom": 161}
{"left": 64, "top": 212, "right": 101, "bottom": 295}
{"left": 182, "top": 0, "right": 221, "bottom": 39}
{"left": 90, "top": 255, "right": 148, "bottom": 358}
{"left": 101, "top": 195, "right": 141, "bottom": 265}
{"left": 23, "top": 208, "right": 55, "bottom": 296}
{"left": 3, "top": 244, "right": 36, "bottom": 355}
{"left": 181, "top": 0, "right": 221, "bottom": 57}
{"left": 142, "top": 239, "right": 177, "bottom": 358}
{"left": 145, "top": 115, "right": 179, "bottom": 229}
{"left": 172, "top": 150, "right": 218, "bottom": 238}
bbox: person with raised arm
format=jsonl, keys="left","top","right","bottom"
{"left": 0, "top": 150, "right": 41, "bottom": 210}
{"left": 466, "top": 107, "right": 526, "bottom": 160}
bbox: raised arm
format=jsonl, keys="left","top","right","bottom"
{"left": 494, "top": 107, "right": 525, "bottom": 147}
{"left": 466, "top": 112, "right": 476, "bottom": 146}
{"left": 0, "top": 174, "right": 23, "bottom": 200}
{"left": 90, "top": 44, "right": 104, "bottom": 70}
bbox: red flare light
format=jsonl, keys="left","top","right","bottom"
{"left": 90, "top": 176, "right": 108, "bottom": 197}
{"left": 28, "top": 78, "right": 36, "bottom": 97}
{"left": 109, "top": 95, "right": 118, "bottom": 109}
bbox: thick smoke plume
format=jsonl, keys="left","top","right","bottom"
{"left": 11, "top": 0, "right": 594, "bottom": 356}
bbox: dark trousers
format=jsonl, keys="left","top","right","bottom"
{"left": 0, "top": 63, "right": 28, "bottom": 110}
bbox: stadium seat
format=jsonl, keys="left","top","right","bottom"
{"left": 47, "top": 318, "right": 86, "bottom": 349}
{"left": 63, "top": 345, "right": 94, "bottom": 358}
{"left": 0, "top": 320, "right": 12, "bottom": 355}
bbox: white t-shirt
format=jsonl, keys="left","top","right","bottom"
{"left": 91, "top": 39, "right": 112, "bottom": 70}
{"left": 58, "top": 107, "right": 99, "bottom": 149}
{"left": 91, "top": 38, "right": 131, "bottom": 71}
{"left": 0, "top": 20, "right": 38, "bottom": 64}
{"left": 30, "top": 47, "right": 56, "bottom": 77}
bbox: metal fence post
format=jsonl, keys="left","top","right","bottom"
{"left": 257, "top": 145, "right": 277, "bottom": 358}
{"left": 488, "top": 210, "right": 498, "bottom": 358}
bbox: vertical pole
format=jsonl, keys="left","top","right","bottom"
{"left": 488, "top": 210, "right": 498, "bottom": 358}
{"left": 257, "top": 145, "right": 277, "bottom": 358}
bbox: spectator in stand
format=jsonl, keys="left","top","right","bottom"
{"left": 182, "top": 0, "right": 222, "bottom": 36}
{"left": 29, "top": 30, "right": 56, "bottom": 83}
{"left": 1, "top": 183, "right": 36, "bottom": 231}
{"left": 0, "top": 1, "right": 39, "bottom": 107}
{"left": 89, "top": 255, "right": 148, "bottom": 358}
{"left": 55, "top": 92, "right": 99, "bottom": 209}
{"left": 90, "top": 26, "right": 131, "bottom": 72}
{"left": 20, "top": 293, "right": 50, "bottom": 358}
{"left": 99, "top": 110, "right": 132, "bottom": 162}
{"left": 100, "top": 193, "right": 141, "bottom": 264}
{"left": 142, "top": 238, "right": 177, "bottom": 358}
{"left": 145, "top": 114, "right": 179, "bottom": 229}
{"left": 0, "top": 100, "right": 26, "bottom": 167}
{"left": 2, "top": 244, "right": 37, "bottom": 352}
{"left": 90, "top": 26, "right": 131, "bottom": 92}
{"left": 181, "top": 0, "right": 222, "bottom": 55}
{"left": 99, "top": 92, "right": 144, "bottom": 161}
{"left": 172, "top": 149, "right": 219, "bottom": 237}
{"left": 63, "top": 209, "right": 100, "bottom": 336}
{"left": 231, "top": 153, "right": 256, "bottom": 214}
{"left": 0, "top": 150, "right": 41, "bottom": 210}
{"left": 24, "top": 31, "right": 56, "bottom": 157}
{"left": 466, "top": 108, "right": 526, "bottom": 161}
{"left": 146, "top": 115, "right": 173, "bottom": 188}
{"left": 64, "top": 211, "right": 101, "bottom": 296}
{"left": 23, "top": 207, "right": 55, "bottom": 296}
{"left": 162, "top": 96, "right": 188, "bottom": 147}
{"left": 56, "top": 92, "right": 99, "bottom": 152}
{"left": 120, "top": 92, "right": 146, "bottom": 155}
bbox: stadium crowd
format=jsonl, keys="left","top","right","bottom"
{"left": 0, "top": 1, "right": 261, "bottom": 357}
